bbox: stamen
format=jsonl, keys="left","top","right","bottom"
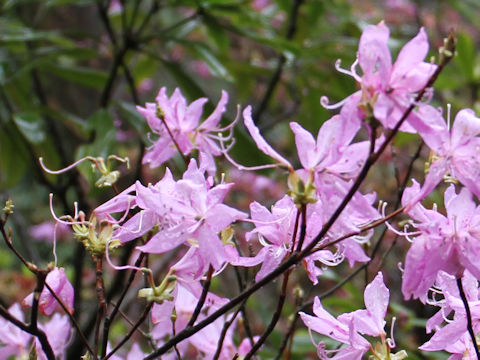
{"left": 102, "top": 198, "right": 133, "bottom": 225}
{"left": 386, "top": 316, "right": 397, "bottom": 348}
{"left": 335, "top": 59, "right": 362, "bottom": 82}
{"left": 105, "top": 238, "right": 143, "bottom": 271}
{"left": 52, "top": 223, "right": 59, "bottom": 267}
{"left": 320, "top": 95, "right": 348, "bottom": 110}
{"left": 39, "top": 156, "right": 96, "bottom": 175}
{"left": 447, "top": 103, "right": 452, "bottom": 130}
{"left": 219, "top": 134, "right": 281, "bottom": 171}
{"left": 381, "top": 202, "right": 420, "bottom": 238}
{"left": 49, "top": 194, "right": 86, "bottom": 226}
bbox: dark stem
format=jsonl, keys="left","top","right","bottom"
{"left": 253, "top": 0, "right": 304, "bottom": 124}
{"left": 101, "top": 251, "right": 146, "bottom": 357}
{"left": 104, "top": 302, "right": 153, "bottom": 360}
{"left": 44, "top": 282, "right": 95, "bottom": 356}
{"left": 274, "top": 312, "right": 299, "bottom": 360}
{"left": 243, "top": 270, "right": 291, "bottom": 359}
{"left": 212, "top": 307, "right": 242, "bottom": 360}
{"left": 94, "top": 256, "right": 107, "bottom": 359}
{"left": 457, "top": 277, "right": 480, "bottom": 359}
{"left": 187, "top": 265, "right": 214, "bottom": 328}
{"left": 295, "top": 204, "right": 307, "bottom": 252}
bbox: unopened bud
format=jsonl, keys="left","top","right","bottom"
{"left": 439, "top": 30, "right": 456, "bottom": 65}
{"left": 3, "top": 199, "right": 14, "bottom": 214}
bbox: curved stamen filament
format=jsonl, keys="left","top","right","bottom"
{"left": 335, "top": 59, "right": 362, "bottom": 83}
{"left": 40, "top": 156, "right": 96, "bottom": 175}
{"left": 49, "top": 194, "right": 88, "bottom": 226}
{"left": 320, "top": 95, "right": 348, "bottom": 110}
{"left": 105, "top": 238, "right": 144, "bottom": 271}
{"left": 218, "top": 135, "right": 281, "bottom": 171}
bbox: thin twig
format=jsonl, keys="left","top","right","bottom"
{"left": 457, "top": 277, "right": 480, "bottom": 359}
{"left": 94, "top": 256, "right": 107, "bottom": 359}
{"left": 44, "top": 282, "right": 95, "bottom": 356}
{"left": 244, "top": 270, "right": 290, "bottom": 360}
{"left": 187, "top": 265, "right": 214, "bottom": 328}
{"left": 212, "top": 307, "right": 243, "bottom": 360}
{"left": 253, "top": 0, "right": 304, "bottom": 124}
{"left": 104, "top": 302, "right": 153, "bottom": 360}
{"left": 101, "top": 251, "right": 146, "bottom": 357}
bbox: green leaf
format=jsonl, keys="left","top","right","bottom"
{"left": 116, "top": 101, "right": 149, "bottom": 135}
{"left": 190, "top": 43, "right": 233, "bottom": 81}
{"left": 0, "top": 21, "right": 73, "bottom": 46}
{"left": 160, "top": 59, "right": 207, "bottom": 100}
{"left": 455, "top": 33, "right": 475, "bottom": 81}
{"left": 85, "top": 108, "right": 115, "bottom": 139}
{"left": 41, "top": 63, "right": 108, "bottom": 88}
{"left": 0, "top": 124, "right": 29, "bottom": 188}
{"left": 12, "top": 112, "right": 46, "bottom": 144}
{"left": 203, "top": 14, "right": 230, "bottom": 53}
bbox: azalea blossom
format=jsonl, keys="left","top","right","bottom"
{"left": 0, "top": 303, "right": 32, "bottom": 359}
{"left": 331, "top": 22, "right": 436, "bottom": 132}
{"left": 406, "top": 107, "right": 480, "bottom": 207}
{"left": 300, "top": 272, "right": 402, "bottom": 359}
{"left": 22, "top": 267, "right": 75, "bottom": 315}
{"left": 401, "top": 181, "right": 480, "bottom": 302}
{"left": 95, "top": 159, "right": 246, "bottom": 270}
{"left": 421, "top": 271, "right": 480, "bottom": 359}
{"left": 138, "top": 87, "right": 233, "bottom": 175}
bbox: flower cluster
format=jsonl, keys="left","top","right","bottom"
{"left": 17, "top": 18, "right": 480, "bottom": 360}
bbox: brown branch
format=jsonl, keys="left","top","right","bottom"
{"left": 104, "top": 302, "right": 153, "bottom": 360}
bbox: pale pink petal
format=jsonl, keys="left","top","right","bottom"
{"left": 451, "top": 109, "right": 480, "bottom": 149}
{"left": 419, "top": 319, "right": 467, "bottom": 351}
{"left": 358, "top": 22, "right": 392, "bottom": 90}
{"left": 200, "top": 90, "right": 229, "bottom": 130}
{"left": 290, "top": 122, "right": 318, "bottom": 169}
{"left": 184, "top": 98, "right": 208, "bottom": 130}
{"left": 405, "top": 158, "right": 449, "bottom": 210}
{"left": 243, "top": 106, "right": 292, "bottom": 168}
{"left": 390, "top": 27, "right": 431, "bottom": 89}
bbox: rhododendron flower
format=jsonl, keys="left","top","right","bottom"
{"left": 300, "top": 272, "right": 392, "bottom": 359}
{"left": 0, "top": 303, "right": 32, "bottom": 359}
{"left": 138, "top": 87, "right": 231, "bottom": 174}
{"left": 36, "top": 314, "right": 72, "bottom": 360}
{"left": 29, "top": 221, "right": 70, "bottom": 243}
{"left": 332, "top": 22, "right": 436, "bottom": 132}
{"left": 95, "top": 160, "right": 246, "bottom": 270}
{"left": 23, "top": 267, "right": 74, "bottom": 315}
{"left": 420, "top": 271, "right": 480, "bottom": 359}
{"left": 401, "top": 181, "right": 480, "bottom": 302}
{"left": 232, "top": 196, "right": 339, "bottom": 282}
{"left": 406, "top": 108, "right": 480, "bottom": 207}
{"left": 151, "top": 283, "right": 253, "bottom": 359}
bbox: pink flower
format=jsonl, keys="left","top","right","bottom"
{"left": 96, "top": 160, "right": 246, "bottom": 270}
{"left": 29, "top": 221, "right": 70, "bottom": 243}
{"left": 401, "top": 181, "right": 480, "bottom": 301}
{"left": 23, "top": 267, "right": 74, "bottom": 315}
{"left": 406, "top": 108, "right": 480, "bottom": 207}
{"left": 0, "top": 303, "right": 32, "bottom": 358}
{"left": 37, "top": 314, "right": 72, "bottom": 360}
{"left": 420, "top": 271, "right": 480, "bottom": 358}
{"left": 138, "top": 87, "right": 230, "bottom": 175}
{"left": 332, "top": 22, "right": 436, "bottom": 132}
{"left": 300, "top": 272, "right": 390, "bottom": 359}
{"left": 300, "top": 272, "right": 390, "bottom": 360}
